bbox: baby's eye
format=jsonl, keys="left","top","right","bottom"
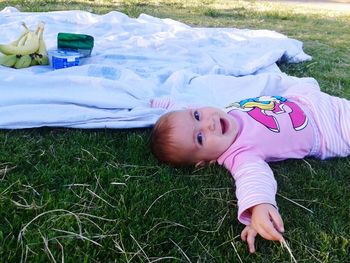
{"left": 196, "top": 132, "right": 203, "bottom": 145}
{"left": 194, "top": 110, "right": 200, "bottom": 121}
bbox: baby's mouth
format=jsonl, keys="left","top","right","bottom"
{"left": 220, "top": 118, "right": 228, "bottom": 134}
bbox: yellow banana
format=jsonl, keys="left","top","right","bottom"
{"left": 18, "top": 33, "right": 28, "bottom": 46}
{"left": 9, "top": 29, "right": 29, "bottom": 46}
{"left": 37, "top": 55, "right": 49, "bottom": 65}
{"left": 14, "top": 55, "right": 32, "bottom": 69}
{"left": 0, "top": 54, "right": 17, "bottom": 67}
{"left": 0, "top": 32, "right": 39, "bottom": 55}
{"left": 0, "top": 22, "right": 49, "bottom": 68}
{"left": 0, "top": 22, "right": 29, "bottom": 53}
{"left": 30, "top": 54, "right": 39, "bottom": 66}
{"left": 35, "top": 23, "right": 41, "bottom": 35}
{"left": 34, "top": 22, "right": 49, "bottom": 65}
{"left": 0, "top": 23, "right": 39, "bottom": 55}
{"left": 37, "top": 23, "right": 47, "bottom": 55}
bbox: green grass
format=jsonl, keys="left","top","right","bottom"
{"left": 1, "top": 0, "right": 350, "bottom": 262}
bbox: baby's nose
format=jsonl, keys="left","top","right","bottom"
{"left": 205, "top": 119, "right": 215, "bottom": 131}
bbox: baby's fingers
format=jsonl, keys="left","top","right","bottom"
{"left": 246, "top": 230, "right": 257, "bottom": 253}
{"left": 241, "top": 226, "right": 257, "bottom": 253}
{"left": 241, "top": 226, "right": 249, "bottom": 241}
{"left": 269, "top": 209, "right": 285, "bottom": 233}
{"left": 260, "top": 222, "right": 284, "bottom": 241}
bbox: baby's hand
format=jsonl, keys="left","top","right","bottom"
{"left": 241, "top": 225, "right": 258, "bottom": 253}
{"left": 250, "top": 203, "right": 285, "bottom": 242}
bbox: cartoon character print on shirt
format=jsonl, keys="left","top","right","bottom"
{"left": 226, "top": 96, "right": 308, "bottom": 133}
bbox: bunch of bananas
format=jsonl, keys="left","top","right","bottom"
{"left": 0, "top": 22, "right": 49, "bottom": 69}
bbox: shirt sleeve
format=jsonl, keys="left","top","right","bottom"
{"left": 150, "top": 96, "right": 201, "bottom": 111}
{"left": 150, "top": 97, "right": 178, "bottom": 109}
{"left": 232, "top": 160, "right": 277, "bottom": 225}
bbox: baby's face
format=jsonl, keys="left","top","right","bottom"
{"left": 170, "top": 107, "right": 238, "bottom": 165}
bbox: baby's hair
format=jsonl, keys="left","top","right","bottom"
{"left": 150, "top": 111, "right": 192, "bottom": 167}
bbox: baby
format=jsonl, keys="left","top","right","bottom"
{"left": 150, "top": 85, "right": 350, "bottom": 253}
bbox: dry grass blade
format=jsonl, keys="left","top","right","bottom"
{"left": 281, "top": 239, "right": 298, "bottom": 263}
{"left": 196, "top": 236, "right": 215, "bottom": 260}
{"left": 277, "top": 193, "right": 313, "bottom": 213}
{"left": 78, "top": 212, "right": 117, "bottom": 222}
{"left": 41, "top": 234, "right": 57, "bottom": 263}
{"left": 200, "top": 210, "right": 228, "bottom": 233}
{"left": 1, "top": 180, "right": 20, "bottom": 196}
{"left": 230, "top": 242, "right": 243, "bottom": 263}
{"left": 56, "top": 238, "right": 65, "bottom": 263}
{"left": 302, "top": 159, "right": 316, "bottom": 175}
{"left": 145, "top": 220, "right": 189, "bottom": 236}
{"left": 111, "top": 182, "right": 127, "bottom": 186}
{"left": 65, "top": 183, "right": 90, "bottom": 187}
{"left": 18, "top": 209, "right": 83, "bottom": 242}
{"left": 86, "top": 188, "right": 116, "bottom": 208}
{"left": 81, "top": 148, "right": 98, "bottom": 161}
{"left": 130, "top": 234, "right": 150, "bottom": 262}
{"left": 170, "top": 239, "right": 192, "bottom": 263}
{"left": 217, "top": 235, "right": 241, "bottom": 249}
{"left": 144, "top": 188, "right": 186, "bottom": 216}
{"left": 11, "top": 199, "right": 45, "bottom": 210}
{"left": 150, "top": 256, "right": 182, "bottom": 262}
{"left": 284, "top": 236, "right": 322, "bottom": 262}
{"left": 23, "top": 184, "right": 41, "bottom": 196}
{"left": 113, "top": 236, "right": 133, "bottom": 262}
{"left": 94, "top": 174, "right": 119, "bottom": 202}
{"left": 52, "top": 228, "right": 102, "bottom": 247}
{"left": 0, "top": 164, "right": 16, "bottom": 180}
{"left": 22, "top": 244, "right": 37, "bottom": 263}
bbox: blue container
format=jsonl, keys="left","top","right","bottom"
{"left": 50, "top": 49, "right": 80, "bottom": 70}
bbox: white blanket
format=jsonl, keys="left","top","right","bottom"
{"left": 0, "top": 7, "right": 315, "bottom": 129}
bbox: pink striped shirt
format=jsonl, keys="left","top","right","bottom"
{"left": 150, "top": 86, "right": 350, "bottom": 225}
{"left": 218, "top": 88, "right": 350, "bottom": 225}
{"left": 217, "top": 95, "right": 315, "bottom": 224}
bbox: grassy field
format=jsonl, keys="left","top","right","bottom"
{"left": 0, "top": 0, "right": 350, "bottom": 262}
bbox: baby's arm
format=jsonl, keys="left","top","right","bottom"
{"left": 150, "top": 97, "right": 178, "bottom": 109}
{"left": 150, "top": 97, "right": 201, "bottom": 111}
{"left": 231, "top": 160, "right": 284, "bottom": 251}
